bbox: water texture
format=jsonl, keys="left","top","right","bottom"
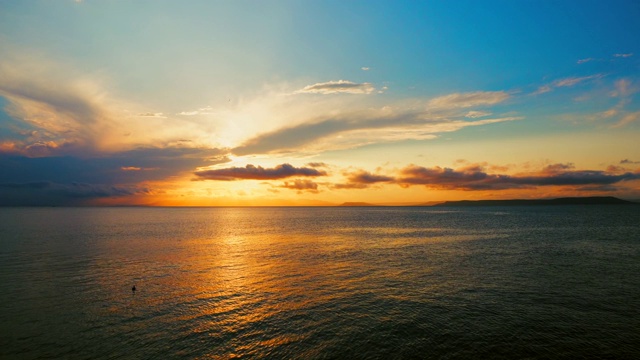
{"left": 1, "top": 206, "right": 639, "bottom": 359}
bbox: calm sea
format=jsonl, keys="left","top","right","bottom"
{"left": 1, "top": 206, "right": 639, "bottom": 359}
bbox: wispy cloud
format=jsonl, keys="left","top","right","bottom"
{"left": 583, "top": 79, "right": 640, "bottom": 128}
{"left": 534, "top": 74, "right": 603, "bottom": 95}
{"left": 610, "top": 78, "right": 634, "bottom": 98}
{"left": 120, "top": 166, "right": 159, "bottom": 171}
{"left": 232, "top": 111, "right": 520, "bottom": 156}
{"left": 232, "top": 90, "right": 516, "bottom": 156}
{"left": 427, "top": 91, "right": 509, "bottom": 109}
{"left": 577, "top": 58, "right": 596, "bottom": 64}
{"left": 177, "top": 106, "right": 215, "bottom": 116}
{"left": 194, "top": 163, "right": 327, "bottom": 181}
{"left": 361, "top": 67, "right": 370, "bottom": 71}
{"left": 296, "top": 80, "right": 375, "bottom": 95}
{"left": 577, "top": 53, "right": 632, "bottom": 64}
{"left": 553, "top": 74, "right": 602, "bottom": 87}
{"left": 137, "top": 112, "right": 166, "bottom": 118}
{"left": 465, "top": 110, "right": 492, "bottom": 118}
{"left": 613, "top": 111, "right": 640, "bottom": 128}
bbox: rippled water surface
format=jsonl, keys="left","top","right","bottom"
{"left": 1, "top": 206, "right": 639, "bottom": 359}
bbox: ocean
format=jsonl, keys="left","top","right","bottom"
{"left": 1, "top": 206, "right": 639, "bottom": 359}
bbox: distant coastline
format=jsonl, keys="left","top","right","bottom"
{"left": 337, "top": 196, "right": 638, "bottom": 207}
{"left": 432, "top": 196, "right": 637, "bottom": 207}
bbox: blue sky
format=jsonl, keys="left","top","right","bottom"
{"left": 1, "top": 0, "right": 639, "bottom": 205}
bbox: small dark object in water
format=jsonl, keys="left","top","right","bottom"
{"left": 132, "top": 285, "right": 136, "bottom": 293}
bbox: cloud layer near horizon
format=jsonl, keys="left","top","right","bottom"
{"left": 194, "top": 163, "right": 326, "bottom": 181}
{"left": 395, "top": 165, "right": 640, "bottom": 190}
{"left": 0, "top": 147, "right": 229, "bottom": 205}
{"left": 195, "top": 162, "right": 640, "bottom": 194}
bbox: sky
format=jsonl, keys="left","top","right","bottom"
{"left": 1, "top": 0, "right": 639, "bottom": 206}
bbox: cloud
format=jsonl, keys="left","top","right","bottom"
{"left": 0, "top": 146, "right": 229, "bottom": 186}
{"left": 120, "top": 166, "right": 159, "bottom": 171}
{"left": 613, "top": 111, "right": 640, "bottom": 128}
{"left": 137, "top": 112, "right": 166, "bottom": 118}
{"left": 233, "top": 114, "right": 519, "bottom": 156}
{"left": 540, "top": 163, "right": 575, "bottom": 174}
{"left": 0, "top": 46, "right": 231, "bottom": 159}
{"left": 0, "top": 56, "right": 114, "bottom": 152}
{"left": 395, "top": 164, "right": 640, "bottom": 191}
{"left": 346, "top": 170, "right": 394, "bottom": 184}
{"left": 296, "top": 80, "right": 375, "bottom": 95}
{"left": 577, "top": 58, "right": 596, "bottom": 64}
{"left": 427, "top": 91, "right": 509, "bottom": 109}
{"left": 232, "top": 90, "right": 518, "bottom": 156}
{"left": 0, "top": 144, "right": 230, "bottom": 205}
{"left": 279, "top": 179, "right": 319, "bottom": 192}
{"left": 533, "top": 74, "right": 603, "bottom": 95}
{"left": 332, "top": 183, "right": 370, "bottom": 190}
{"left": 177, "top": 106, "right": 214, "bottom": 116}
{"left": 533, "top": 85, "right": 552, "bottom": 95}
{"left": 553, "top": 74, "right": 602, "bottom": 87}
{"left": 361, "top": 67, "right": 370, "bottom": 71}
{"left": 465, "top": 110, "right": 492, "bottom": 118}
{"left": 613, "top": 53, "right": 633, "bottom": 58}
{"left": 307, "top": 162, "right": 329, "bottom": 168}
{"left": 194, "top": 163, "right": 327, "bottom": 181}
{"left": 0, "top": 181, "right": 149, "bottom": 206}
{"left": 621, "top": 159, "right": 640, "bottom": 165}
{"left": 332, "top": 170, "right": 394, "bottom": 189}
{"left": 325, "top": 162, "right": 639, "bottom": 192}
{"left": 611, "top": 79, "right": 634, "bottom": 98}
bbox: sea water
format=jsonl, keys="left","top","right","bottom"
{"left": 1, "top": 206, "right": 639, "bottom": 359}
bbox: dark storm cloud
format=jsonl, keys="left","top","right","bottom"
{"left": 0, "top": 146, "right": 229, "bottom": 205}
{"left": 0, "top": 147, "right": 229, "bottom": 184}
{"left": 194, "top": 163, "right": 327, "bottom": 181}
{"left": 0, "top": 181, "right": 148, "bottom": 206}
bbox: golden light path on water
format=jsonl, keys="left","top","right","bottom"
{"left": 1, "top": 206, "right": 639, "bottom": 359}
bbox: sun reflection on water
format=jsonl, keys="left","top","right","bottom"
{"left": 4, "top": 207, "right": 638, "bottom": 358}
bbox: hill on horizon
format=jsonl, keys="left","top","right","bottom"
{"left": 433, "top": 196, "right": 637, "bottom": 207}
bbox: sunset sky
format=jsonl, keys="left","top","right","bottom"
{"left": 1, "top": 0, "right": 639, "bottom": 206}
